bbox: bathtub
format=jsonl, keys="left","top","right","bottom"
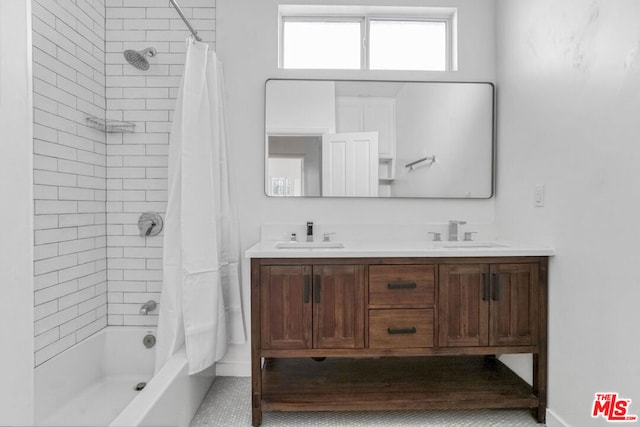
{"left": 35, "top": 327, "right": 216, "bottom": 427}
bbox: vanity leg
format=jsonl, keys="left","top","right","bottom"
{"left": 533, "top": 258, "right": 548, "bottom": 424}
{"left": 251, "top": 394, "right": 262, "bottom": 426}
{"left": 251, "top": 351, "right": 262, "bottom": 426}
{"left": 533, "top": 353, "right": 547, "bottom": 423}
{"left": 251, "top": 259, "right": 263, "bottom": 426}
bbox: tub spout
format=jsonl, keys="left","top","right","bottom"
{"left": 139, "top": 300, "right": 157, "bottom": 315}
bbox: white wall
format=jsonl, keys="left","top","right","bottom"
{"left": 265, "top": 79, "right": 336, "bottom": 133}
{"left": 0, "top": 0, "right": 35, "bottom": 424}
{"left": 217, "top": 0, "right": 497, "bottom": 369}
{"left": 496, "top": 1, "right": 640, "bottom": 425}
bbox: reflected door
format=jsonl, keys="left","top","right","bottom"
{"left": 321, "top": 132, "right": 379, "bottom": 196}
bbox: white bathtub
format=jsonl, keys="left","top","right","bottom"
{"left": 35, "top": 327, "right": 216, "bottom": 427}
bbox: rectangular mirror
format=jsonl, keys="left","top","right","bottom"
{"left": 265, "top": 79, "right": 495, "bottom": 198}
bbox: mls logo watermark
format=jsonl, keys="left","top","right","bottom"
{"left": 592, "top": 393, "right": 638, "bottom": 422}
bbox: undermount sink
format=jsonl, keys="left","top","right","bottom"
{"left": 435, "top": 241, "right": 509, "bottom": 249}
{"left": 275, "top": 241, "right": 345, "bottom": 249}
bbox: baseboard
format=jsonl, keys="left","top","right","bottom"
{"left": 546, "top": 408, "right": 570, "bottom": 427}
{"left": 215, "top": 361, "right": 250, "bottom": 377}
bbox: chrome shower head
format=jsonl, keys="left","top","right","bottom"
{"left": 123, "top": 47, "right": 157, "bottom": 71}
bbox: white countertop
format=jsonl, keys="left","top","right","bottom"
{"left": 245, "top": 240, "right": 555, "bottom": 259}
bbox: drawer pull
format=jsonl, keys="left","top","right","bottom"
{"left": 314, "top": 274, "right": 321, "bottom": 303}
{"left": 387, "top": 327, "right": 417, "bottom": 335}
{"left": 387, "top": 281, "right": 417, "bottom": 290}
{"left": 492, "top": 273, "right": 501, "bottom": 301}
{"left": 482, "top": 273, "right": 489, "bottom": 301}
{"left": 303, "top": 275, "right": 310, "bottom": 303}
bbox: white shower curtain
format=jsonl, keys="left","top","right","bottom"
{"left": 155, "top": 40, "right": 245, "bottom": 375}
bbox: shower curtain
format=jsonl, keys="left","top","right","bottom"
{"left": 155, "top": 40, "right": 244, "bottom": 375}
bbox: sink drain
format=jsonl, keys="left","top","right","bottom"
{"left": 134, "top": 382, "right": 147, "bottom": 391}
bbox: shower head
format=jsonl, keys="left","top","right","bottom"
{"left": 123, "top": 47, "right": 157, "bottom": 71}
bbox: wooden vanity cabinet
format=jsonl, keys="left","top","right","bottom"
{"left": 251, "top": 257, "right": 548, "bottom": 426}
{"left": 438, "top": 262, "right": 539, "bottom": 348}
{"left": 260, "top": 264, "right": 365, "bottom": 351}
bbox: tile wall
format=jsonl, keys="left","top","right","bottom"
{"left": 32, "top": 0, "right": 216, "bottom": 364}
{"left": 104, "top": 0, "right": 216, "bottom": 326}
{"left": 32, "top": 0, "right": 108, "bottom": 366}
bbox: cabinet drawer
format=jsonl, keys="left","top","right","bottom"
{"left": 369, "top": 265, "right": 435, "bottom": 307}
{"left": 369, "top": 309, "right": 434, "bottom": 349}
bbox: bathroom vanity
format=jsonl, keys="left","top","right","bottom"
{"left": 246, "top": 241, "right": 552, "bottom": 426}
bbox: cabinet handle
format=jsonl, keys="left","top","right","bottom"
{"left": 482, "top": 273, "right": 490, "bottom": 301}
{"left": 303, "top": 275, "right": 310, "bottom": 304}
{"left": 492, "top": 273, "right": 501, "bottom": 301}
{"left": 387, "top": 327, "right": 417, "bottom": 335}
{"left": 387, "top": 281, "right": 417, "bottom": 290}
{"left": 314, "top": 274, "right": 321, "bottom": 303}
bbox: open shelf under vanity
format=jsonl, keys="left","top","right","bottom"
{"left": 261, "top": 356, "right": 538, "bottom": 412}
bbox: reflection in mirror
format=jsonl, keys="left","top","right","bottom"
{"left": 267, "top": 135, "right": 322, "bottom": 196}
{"left": 265, "top": 79, "right": 495, "bottom": 198}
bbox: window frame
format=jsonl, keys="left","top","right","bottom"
{"left": 278, "top": 6, "right": 456, "bottom": 71}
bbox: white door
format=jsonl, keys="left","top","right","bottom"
{"left": 322, "top": 132, "right": 379, "bottom": 196}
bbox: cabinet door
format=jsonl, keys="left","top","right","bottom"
{"left": 438, "top": 264, "right": 489, "bottom": 347}
{"left": 335, "top": 98, "right": 364, "bottom": 133}
{"left": 363, "top": 98, "right": 396, "bottom": 158}
{"left": 489, "top": 263, "right": 539, "bottom": 346}
{"left": 260, "top": 265, "right": 312, "bottom": 350}
{"left": 313, "top": 265, "right": 365, "bottom": 349}
{"left": 336, "top": 97, "right": 396, "bottom": 158}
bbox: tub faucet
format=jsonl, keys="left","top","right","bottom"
{"left": 448, "top": 220, "right": 467, "bottom": 241}
{"left": 306, "top": 221, "right": 313, "bottom": 242}
{"left": 139, "top": 300, "right": 157, "bottom": 315}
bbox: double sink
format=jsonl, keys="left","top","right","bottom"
{"left": 274, "top": 241, "right": 508, "bottom": 250}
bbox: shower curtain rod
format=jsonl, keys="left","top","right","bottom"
{"left": 169, "top": 0, "right": 203, "bottom": 42}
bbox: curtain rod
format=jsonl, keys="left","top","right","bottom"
{"left": 168, "top": 0, "right": 203, "bottom": 42}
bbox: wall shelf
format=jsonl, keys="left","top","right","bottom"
{"left": 86, "top": 116, "right": 136, "bottom": 133}
{"left": 379, "top": 157, "right": 396, "bottom": 181}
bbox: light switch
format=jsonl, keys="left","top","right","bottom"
{"left": 535, "top": 184, "right": 545, "bottom": 207}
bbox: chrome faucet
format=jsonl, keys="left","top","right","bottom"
{"left": 139, "top": 300, "right": 157, "bottom": 315}
{"left": 448, "top": 220, "right": 467, "bottom": 241}
{"left": 306, "top": 221, "right": 313, "bottom": 242}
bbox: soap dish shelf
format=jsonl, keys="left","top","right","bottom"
{"left": 86, "top": 116, "right": 136, "bottom": 133}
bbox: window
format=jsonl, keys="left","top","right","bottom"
{"left": 268, "top": 157, "right": 304, "bottom": 197}
{"left": 282, "top": 20, "right": 362, "bottom": 69}
{"left": 271, "top": 177, "right": 294, "bottom": 196}
{"left": 279, "top": 6, "right": 456, "bottom": 71}
{"left": 369, "top": 20, "right": 447, "bottom": 71}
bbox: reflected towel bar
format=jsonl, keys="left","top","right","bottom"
{"left": 405, "top": 155, "right": 436, "bottom": 171}
{"left": 169, "top": 0, "right": 203, "bottom": 42}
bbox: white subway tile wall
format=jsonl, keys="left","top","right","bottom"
{"left": 32, "top": 0, "right": 216, "bottom": 364}
{"left": 32, "top": 0, "right": 108, "bottom": 366}
{"left": 105, "top": 1, "right": 215, "bottom": 327}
